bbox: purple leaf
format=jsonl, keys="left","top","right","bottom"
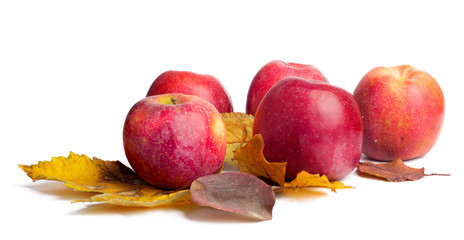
{"left": 190, "top": 172, "right": 276, "bottom": 220}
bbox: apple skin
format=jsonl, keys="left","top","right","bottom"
{"left": 246, "top": 60, "right": 328, "bottom": 115}
{"left": 146, "top": 70, "right": 233, "bottom": 113}
{"left": 123, "top": 93, "right": 227, "bottom": 189}
{"left": 353, "top": 65, "right": 445, "bottom": 161}
{"left": 253, "top": 77, "right": 363, "bottom": 181}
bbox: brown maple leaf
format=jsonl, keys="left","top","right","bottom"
{"left": 357, "top": 158, "right": 449, "bottom": 182}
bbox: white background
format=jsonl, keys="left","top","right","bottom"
{"left": 1, "top": 0, "right": 463, "bottom": 239}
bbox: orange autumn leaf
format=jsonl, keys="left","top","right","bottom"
{"left": 284, "top": 171, "right": 352, "bottom": 192}
{"left": 233, "top": 134, "right": 286, "bottom": 187}
{"left": 357, "top": 158, "right": 430, "bottom": 182}
{"left": 18, "top": 152, "right": 191, "bottom": 207}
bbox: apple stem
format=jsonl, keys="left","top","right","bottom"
{"left": 171, "top": 97, "right": 178, "bottom": 105}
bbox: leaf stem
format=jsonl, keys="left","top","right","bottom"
{"left": 425, "top": 173, "right": 451, "bottom": 177}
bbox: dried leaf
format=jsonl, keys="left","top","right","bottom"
{"left": 221, "top": 112, "right": 254, "bottom": 144}
{"left": 221, "top": 112, "right": 254, "bottom": 167}
{"left": 284, "top": 171, "right": 352, "bottom": 192}
{"left": 224, "top": 142, "right": 241, "bottom": 167}
{"left": 73, "top": 188, "right": 191, "bottom": 207}
{"left": 18, "top": 152, "right": 191, "bottom": 207}
{"left": 233, "top": 134, "right": 286, "bottom": 187}
{"left": 357, "top": 158, "right": 426, "bottom": 182}
{"left": 190, "top": 172, "right": 275, "bottom": 221}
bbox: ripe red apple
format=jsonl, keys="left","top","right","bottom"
{"left": 253, "top": 77, "right": 363, "bottom": 181}
{"left": 246, "top": 60, "right": 328, "bottom": 115}
{"left": 123, "top": 93, "right": 227, "bottom": 189}
{"left": 353, "top": 65, "right": 445, "bottom": 161}
{"left": 146, "top": 70, "right": 233, "bottom": 113}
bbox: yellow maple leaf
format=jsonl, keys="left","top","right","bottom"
{"left": 285, "top": 171, "right": 352, "bottom": 192}
{"left": 229, "top": 133, "right": 351, "bottom": 192}
{"left": 221, "top": 112, "right": 254, "bottom": 167}
{"left": 18, "top": 152, "right": 191, "bottom": 207}
{"left": 73, "top": 187, "right": 191, "bottom": 207}
{"left": 221, "top": 112, "right": 254, "bottom": 144}
{"left": 233, "top": 134, "right": 286, "bottom": 187}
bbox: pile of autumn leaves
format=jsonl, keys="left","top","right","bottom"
{"left": 19, "top": 113, "right": 434, "bottom": 220}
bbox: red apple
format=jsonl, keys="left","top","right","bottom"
{"left": 253, "top": 77, "right": 363, "bottom": 181}
{"left": 123, "top": 93, "right": 227, "bottom": 189}
{"left": 146, "top": 70, "right": 233, "bottom": 113}
{"left": 353, "top": 65, "right": 445, "bottom": 161}
{"left": 246, "top": 60, "right": 328, "bottom": 115}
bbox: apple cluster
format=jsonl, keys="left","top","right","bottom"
{"left": 123, "top": 61, "right": 444, "bottom": 189}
